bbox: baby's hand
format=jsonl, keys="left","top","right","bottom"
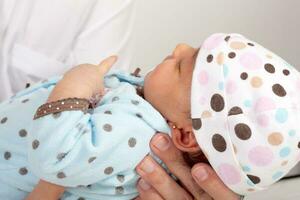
{"left": 47, "top": 56, "right": 117, "bottom": 102}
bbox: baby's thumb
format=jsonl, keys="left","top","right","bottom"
{"left": 97, "top": 55, "right": 118, "bottom": 75}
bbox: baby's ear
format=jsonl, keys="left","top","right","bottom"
{"left": 170, "top": 123, "right": 200, "bottom": 153}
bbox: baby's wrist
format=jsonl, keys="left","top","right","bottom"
{"left": 47, "top": 80, "right": 93, "bottom": 102}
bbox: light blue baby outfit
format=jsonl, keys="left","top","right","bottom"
{"left": 0, "top": 70, "right": 170, "bottom": 200}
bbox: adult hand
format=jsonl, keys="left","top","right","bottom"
{"left": 135, "top": 133, "right": 240, "bottom": 200}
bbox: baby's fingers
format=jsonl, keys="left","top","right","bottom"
{"left": 97, "top": 56, "right": 118, "bottom": 75}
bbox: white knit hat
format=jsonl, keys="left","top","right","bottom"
{"left": 191, "top": 33, "right": 300, "bottom": 195}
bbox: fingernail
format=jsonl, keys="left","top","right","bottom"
{"left": 193, "top": 167, "right": 208, "bottom": 182}
{"left": 152, "top": 135, "right": 170, "bottom": 151}
{"left": 140, "top": 157, "right": 155, "bottom": 173}
{"left": 138, "top": 179, "right": 151, "bottom": 190}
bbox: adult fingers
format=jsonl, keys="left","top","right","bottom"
{"left": 136, "top": 156, "right": 193, "bottom": 200}
{"left": 136, "top": 179, "right": 164, "bottom": 200}
{"left": 149, "top": 133, "right": 206, "bottom": 199}
{"left": 97, "top": 55, "right": 117, "bottom": 75}
{"left": 191, "top": 163, "right": 240, "bottom": 200}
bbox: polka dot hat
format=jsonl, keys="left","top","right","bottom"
{"left": 191, "top": 33, "right": 300, "bottom": 195}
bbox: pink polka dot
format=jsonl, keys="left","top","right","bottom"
{"left": 248, "top": 146, "right": 274, "bottom": 166}
{"left": 226, "top": 80, "right": 238, "bottom": 94}
{"left": 239, "top": 52, "right": 263, "bottom": 70}
{"left": 254, "top": 97, "right": 276, "bottom": 112}
{"left": 202, "top": 34, "right": 224, "bottom": 50}
{"left": 217, "top": 163, "right": 241, "bottom": 185}
{"left": 256, "top": 114, "right": 270, "bottom": 127}
{"left": 198, "top": 71, "right": 209, "bottom": 85}
{"left": 199, "top": 96, "right": 207, "bottom": 105}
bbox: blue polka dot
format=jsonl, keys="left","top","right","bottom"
{"left": 218, "top": 82, "right": 224, "bottom": 90}
{"left": 279, "top": 147, "right": 291, "bottom": 158}
{"left": 275, "top": 108, "right": 288, "bottom": 123}
{"left": 223, "top": 64, "right": 229, "bottom": 77}
{"left": 272, "top": 171, "right": 284, "bottom": 180}
{"left": 242, "top": 166, "right": 251, "bottom": 172}
{"left": 247, "top": 179, "right": 254, "bottom": 186}
{"left": 289, "top": 130, "right": 296, "bottom": 137}
{"left": 244, "top": 100, "right": 252, "bottom": 108}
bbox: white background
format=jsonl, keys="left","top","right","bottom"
{"left": 131, "top": 0, "right": 300, "bottom": 73}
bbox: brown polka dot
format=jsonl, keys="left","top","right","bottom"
{"left": 272, "top": 84, "right": 286, "bottom": 97}
{"left": 216, "top": 52, "right": 224, "bottom": 65}
{"left": 22, "top": 99, "right": 29, "bottom": 103}
{"left": 131, "top": 100, "right": 140, "bottom": 105}
{"left": 212, "top": 134, "right": 227, "bottom": 152}
{"left": 57, "top": 153, "right": 67, "bottom": 161}
{"left": 247, "top": 43, "right": 255, "bottom": 47}
{"left": 250, "top": 76, "right": 263, "bottom": 88}
{"left": 207, "top": 54, "right": 213, "bottom": 63}
{"left": 240, "top": 72, "right": 248, "bottom": 80}
{"left": 57, "top": 172, "right": 66, "bottom": 179}
{"left": 104, "top": 110, "right": 112, "bottom": 114}
{"left": 228, "top": 106, "right": 243, "bottom": 116}
{"left": 19, "top": 167, "right": 28, "bottom": 175}
{"left": 136, "top": 113, "right": 143, "bottom": 118}
{"left": 234, "top": 123, "right": 252, "bottom": 140}
{"left": 281, "top": 160, "right": 288, "bottom": 166}
{"left": 298, "top": 141, "right": 300, "bottom": 149}
{"left": 268, "top": 132, "right": 283, "bottom": 146}
{"left": 115, "top": 186, "right": 124, "bottom": 194}
{"left": 247, "top": 174, "right": 261, "bottom": 184}
{"left": 4, "top": 151, "right": 11, "bottom": 160}
{"left": 248, "top": 188, "right": 255, "bottom": 192}
{"left": 52, "top": 112, "right": 61, "bottom": 119}
{"left": 19, "top": 129, "right": 27, "bottom": 137}
{"left": 32, "top": 140, "right": 40, "bottom": 150}
{"left": 0, "top": 117, "right": 8, "bottom": 124}
{"left": 230, "top": 41, "right": 246, "bottom": 50}
{"left": 117, "top": 175, "right": 125, "bottom": 182}
{"left": 264, "top": 63, "right": 275, "bottom": 73}
{"left": 87, "top": 184, "right": 92, "bottom": 189}
{"left": 224, "top": 35, "right": 231, "bottom": 42}
{"left": 233, "top": 144, "right": 237, "bottom": 154}
{"left": 283, "top": 69, "right": 290, "bottom": 76}
{"left": 104, "top": 167, "right": 114, "bottom": 175}
{"left": 228, "top": 52, "right": 236, "bottom": 59}
{"left": 112, "top": 96, "right": 119, "bottom": 102}
{"left": 210, "top": 94, "right": 225, "bottom": 112}
{"left": 103, "top": 124, "right": 112, "bottom": 132}
{"left": 192, "top": 118, "right": 202, "bottom": 130}
{"left": 201, "top": 110, "right": 212, "bottom": 118}
{"left": 88, "top": 156, "right": 97, "bottom": 163}
{"left": 128, "top": 137, "right": 137, "bottom": 147}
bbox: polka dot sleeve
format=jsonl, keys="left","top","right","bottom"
{"left": 27, "top": 92, "right": 169, "bottom": 188}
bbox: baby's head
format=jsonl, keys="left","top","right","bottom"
{"left": 144, "top": 44, "right": 201, "bottom": 154}
{"left": 143, "top": 33, "right": 300, "bottom": 195}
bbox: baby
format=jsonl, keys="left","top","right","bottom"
{"left": 0, "top": 33, "right": 299, "bottom": 200}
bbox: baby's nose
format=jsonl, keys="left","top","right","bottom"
{"left": 172, "top": 43, "right": 194, "bottom": 58}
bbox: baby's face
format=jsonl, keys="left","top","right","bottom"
{"left": 144, "top": 44, "right": 199, "bottom": 129}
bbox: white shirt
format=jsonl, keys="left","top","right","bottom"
{"left": 0, "top": 0, "right": 136, "bottom": 101}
